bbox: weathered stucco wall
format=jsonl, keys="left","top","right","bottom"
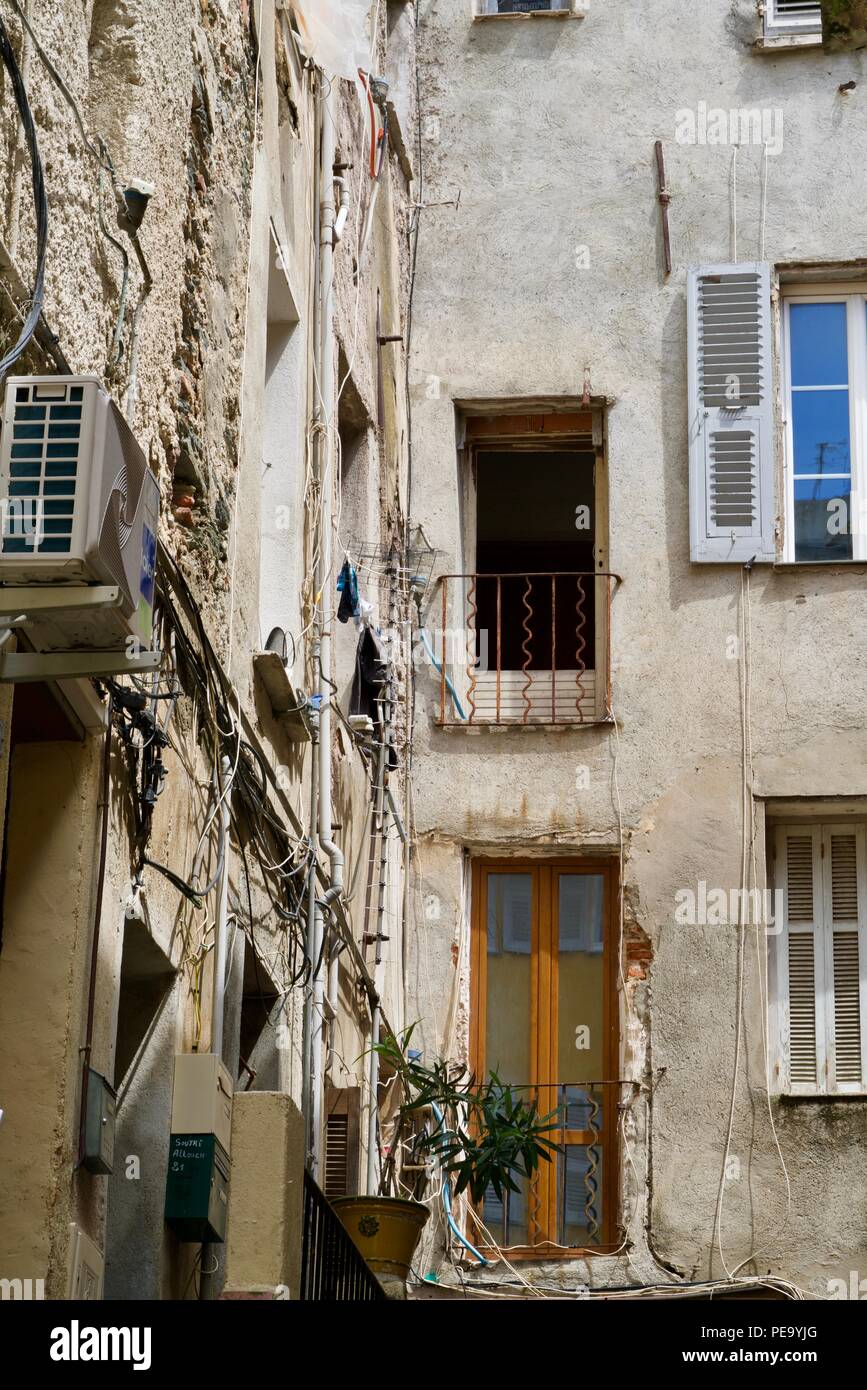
{"left": 407, "top": 0, "right": 867, "bottom": 1293}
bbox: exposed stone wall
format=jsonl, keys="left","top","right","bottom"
{"left": 0, "top": 0, "right": 415, "bottom": 1300}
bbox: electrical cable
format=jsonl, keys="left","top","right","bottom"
{"left": 9, "top": 0, "right": 113, "bottom": 172}
{"left": 0, "top": 11, "right": 47, "bottom": 381}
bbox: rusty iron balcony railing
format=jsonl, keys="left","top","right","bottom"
{"left": 434, "top": 571, "right": 621, "bottom": 726}
{"left": 475, "top": 1073, "right": 622, "bottom": 1251}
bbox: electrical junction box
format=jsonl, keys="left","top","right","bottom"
{"left": 170, "top": 1052, "right": 234, "bottom": 1156}
{"left": 82, "top": 1068, "right": 117, "bottom": 1175}
{"left": 0, "top": 375, "right": 160, "bottom": 651}
{"left": 164, "top": 1134, "right": 230, "bottom": 1243}
{"left": 67, "top": 1224, "right": 104, "bottom": 1300}
{"left": 165, "top": 1054, "right": 233, "bottom": 1243}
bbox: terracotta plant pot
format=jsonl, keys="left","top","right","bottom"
{"left": 332, "top": 1196, "right": 430, "bottom": 1280}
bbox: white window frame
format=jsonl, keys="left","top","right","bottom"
{"left": 474, "top": 0, "right": 583, "bottom": 16}
{"left": 771, "top": 821, "right": 867, "bottom": 1097}
{"left": 781, "top": 286, "right": 867, "bottom": 563}
{"left": 764, "top": 1, "right": 822, "bottom": 35}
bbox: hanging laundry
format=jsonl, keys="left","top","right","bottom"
{"left": 336, "top": 558, "right": 360, "bottom": 623}
{"left": 350, "top": 627, "right": 398, "bottom": 768}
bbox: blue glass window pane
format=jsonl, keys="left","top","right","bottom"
{"left": 14, "top": 405, "right": 45, "bottom": 421}
{"left": 47, "top": 422, "right": 80, "bottom": 440}
{"left": 49, "top": 404, "right": 81, "bottom": 420}
{"left": 46, "top": 443, "right": 78, "bottom": 458}
{"left": 792, "top": 391, "right": 850, "bottom": 476}
{"left": 790, "top": 302, "right": 849, "bottom": 386}
{"left": 794, "top": 478, "right": 853, "bottom": 562}
{"left": 10, "top": 463, "right": 41, "bottom": 478}
{"left": 12, "top": 423, "right": 45, "bottom": 440}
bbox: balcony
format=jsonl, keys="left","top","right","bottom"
{"left": 433, "top": 571, "right": 619, "bottom": 727}
{"left": 475, "top": 1080, "right": 617, "bottom": 1252}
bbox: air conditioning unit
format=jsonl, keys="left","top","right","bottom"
{"left": 0, "top": 375, "right": 160, "bottom": 653}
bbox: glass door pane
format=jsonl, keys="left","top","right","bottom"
{"left": 555, "top": 873, "right": 606, "bottom": 1246}
{"left": 557, "top": 873, "right": 605, "bottom": 1083}
{"left": 484, "top": 872, "right": 533, "bottom": 1246}
{"left": 485, "top": 872, "right": 533, "bottom": 1082}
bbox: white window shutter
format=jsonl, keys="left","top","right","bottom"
{"left": 766, "top": 1, "right": 822, "bottom": 31}
{"left": 822, "top": 828, "right": 867, "bottom": 1092}
{"left": 778, "top": 827, "right": 823, "bottom": 1092}
{"left": 687, "top": 263, "right": 776, "bottom": 563}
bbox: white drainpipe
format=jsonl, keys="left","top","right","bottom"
{"left": 310, "top": 73, "right": 345, "bottom": 1182}
{"left": 211, "top": 754, "right": 233, "bottom": 1058}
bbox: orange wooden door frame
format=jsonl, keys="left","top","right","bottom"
{"left": 469, "top": 856, "right": 620, "bottom": 1258}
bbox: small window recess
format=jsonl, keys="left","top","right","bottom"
{"left": 756, "top": 1, "right": 823, "bottom": 51}
{"left": 473, "top": 0, "right": 586, "bottom": 20}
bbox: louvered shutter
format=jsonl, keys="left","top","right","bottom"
{"left": 778, "top": 826, "right": 823, "bottom": 1092}
{"left": 822, "top": 828, "right": 867, "bottom": 1092}
{"left": 775, "top": 823, "right": 867, "bottom": 1095}
{"left": 323, "top": 1086, "right": 360, "bottom": 1199}
{"left": 766, "top": 1, "right": 822, "bottom": 30}
{"left": 687, "top": 263, "right": 776, "bottom": 563}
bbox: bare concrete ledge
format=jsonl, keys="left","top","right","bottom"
{"left": 753, "top": 34, "right": 823, "bottom": 52}
{"left": 778, "top": 1091, "right": 867, "bottom": 1103}
{"left": 772, "top": 562, "right": 867, "bottom": 572}
{"left": 473, "top": 10, "right": 586, "bottom": 21}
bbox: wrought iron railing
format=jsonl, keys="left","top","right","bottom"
{"left": 300, "top": 1171, "right": 385, "bottom": 1301}
{"left": 477, "top": 1080, "right": 625, "bottom": 1250}
{"left": 434, "top": 571, "right": 620, "bottom": 726}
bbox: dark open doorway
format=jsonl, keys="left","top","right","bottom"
{"left": 474, "top": 448, "right": 596, "bottom": 671}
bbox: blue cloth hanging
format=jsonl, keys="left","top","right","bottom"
{"left": 336, "top": 558, "right": 360, "bottom": 622}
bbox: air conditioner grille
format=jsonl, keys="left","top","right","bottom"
{"left": 2, "top": 382, "right": 83, "bottom": 555}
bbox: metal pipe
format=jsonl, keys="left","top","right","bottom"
{"left": 77, "top": 693, "right": 113, "bottom": 1166}
{"left": 366, "top": 637, "right": 395, "bottom": 1193}
{"left": 301, "top": 719, "right": 319, "bottom": 1160}
{"left": 123, "top": 234, "right": 152, "bottom": 423}
{"left": 385, "top": 786, "right": 407, "bottom": 845}
{"left": 654, "top": 139, "right": 672, "bottom": 277}
{"left": 310, "top": 72, "right": 344, "bottom": 1181}
{"left": 210, "top": 754, "right": 232, "bottom": 1058}
{"left": 366, "top": 1003, "right": 381, "bottom": 1195}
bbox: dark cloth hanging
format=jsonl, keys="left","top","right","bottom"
{"left": 350, "top": 627, "right": 398, "bottom": 768}
{"left": 336, "top": 558, "right": 360, "bottom": 623}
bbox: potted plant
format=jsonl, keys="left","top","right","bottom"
{"left": 331, "top": 1027, "right": 560, "bottom": 1282}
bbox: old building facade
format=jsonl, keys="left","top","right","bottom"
{"left": 0, "top": 0, "right": 865, "bottom": 1307}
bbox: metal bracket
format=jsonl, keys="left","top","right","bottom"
{"left": 0, "top": 648, "right": 160, "bottom": 682}
{"left": 0, "top": 584, "right": 124, "bottom": 621}
{"left": 0, "top": 585, "right": 158, "bottom": 682}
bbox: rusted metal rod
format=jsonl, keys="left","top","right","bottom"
{"left": 655, "top": 139, "right": 672, "bottom": 277}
